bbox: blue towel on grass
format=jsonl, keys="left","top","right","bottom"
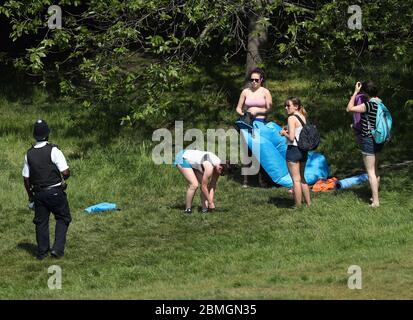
{"left": 84, "top": 202, "right": 117, "bottom": 213}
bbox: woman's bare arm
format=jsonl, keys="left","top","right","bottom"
{"left": 347, "top": 82, "right": 366, "bottom": 113}
{"left": 208, "top": 171, "right": 220, "bottom": 208}
{"left": 236, "top": 90, "right": 247, "bottom": 116}
{"left": 281, "top": 116, "right": 297, "bottom": 142}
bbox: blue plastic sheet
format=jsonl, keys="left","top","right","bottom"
{"left": 84, "top": 202, "right": 117, "bottom": 213}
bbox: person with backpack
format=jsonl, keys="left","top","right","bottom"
{"left": 346, "top": 80, "right": 392, "bottom": 207}
{"left": 279, "top": 97, "right": 311, "bottom": 208}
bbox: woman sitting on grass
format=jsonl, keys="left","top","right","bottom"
{"left": 279, "top": 97, "right": 311, "bottom": 208}
{"left": 173, "top": 149, "right": 229, "bottom": 214}
{"left": 346, "top": 81, "right": 384, "bottom": 207}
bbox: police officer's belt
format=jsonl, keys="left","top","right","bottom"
{"left": 33, "top": 184, "right": 63, "bottom": 193}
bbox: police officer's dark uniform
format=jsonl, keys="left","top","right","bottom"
{"left": 22, "top": 120, "right": 71, "bottom": 260}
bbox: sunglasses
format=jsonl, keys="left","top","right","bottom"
{"left": 250, "top": 78, "right": 261, "bottom": 83}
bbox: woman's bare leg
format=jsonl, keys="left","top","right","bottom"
{"left": 300, "top": 160, "right": 311, "bottom": 206}
{"left": 194, "top": 170, "right": 208, "bottom": 210}
{"left": 177, "top": 165, "right": 199, "bottom": 209}
{"left": 375, "top": 153, "right": 380, "bottom": 189}
{"left": 363, "top": 154, "right": 379, "bottom": 207}
{"left": 287, "top": 161, "right": 302, "bottom": 207}
{"left": 370, "top": 154, "right": 380, "bottom": 203}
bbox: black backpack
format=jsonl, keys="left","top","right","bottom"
{"left": 293, "top": 114, "right": 320, "bottom": 151}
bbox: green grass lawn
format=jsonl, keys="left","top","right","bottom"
{"left": 1, "top": 71, "right": 413, "bottom": 299}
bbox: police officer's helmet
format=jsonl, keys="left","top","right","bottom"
{"left": 33, "top": 119, "right": 50, "bottom": 141}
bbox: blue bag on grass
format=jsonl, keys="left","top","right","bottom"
{"left": 85, "top": 202, "right": 117, "bottom": 213}
{"left": 336, "top": 174, "right": 368, "bottom": 190}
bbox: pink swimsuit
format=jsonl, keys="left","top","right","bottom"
{"left": 245, "top": 95, "right": 266, "bottom": 119}
{"left": 245, "top": 96, "right": 266, "bottom": 108}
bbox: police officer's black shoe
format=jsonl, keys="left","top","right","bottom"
{"left": 36, "top": 253, "right": 48, "bottom": 260}
{"left": 51, "top": 250, "right": 64, "bottom": 258}
{"left": 183, "top": 208, "right": 192, "bottom": 214}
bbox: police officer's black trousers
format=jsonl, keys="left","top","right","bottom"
{"left": 33, "top": 188, "right": 71, "bottom": 256}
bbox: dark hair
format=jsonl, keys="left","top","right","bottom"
{"left": 361, "top": 80, "right": 378, "bottom": 97}
{"left": 217, "top": 162, "right": 233, "bottom": 176}
{"left": 247, "top": 67, "right": 266, "bottom": 85}
{"left": 285, "top": 97, "right": 307, "bottom": 117}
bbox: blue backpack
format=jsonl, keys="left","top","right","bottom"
{"left": 367, "top": 98, "right": 392, "bottom": 144}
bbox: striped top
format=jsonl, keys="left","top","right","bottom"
{"left": 361, "top": 101, "right": 378, "bottom": 137}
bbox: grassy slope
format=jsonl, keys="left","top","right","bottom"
{"left": 0, "top": 70, "right": 413, "bottom": 299}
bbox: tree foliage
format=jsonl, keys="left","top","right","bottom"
{"left": 0, "top": 0, "right": 412, "bottom": 128}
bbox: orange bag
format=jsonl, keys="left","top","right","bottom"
{"left": 312, "top": 177, "right": 338, "bottom": 192}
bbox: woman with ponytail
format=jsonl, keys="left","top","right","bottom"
{"left": 279, "top": 97, "right": 311, "bottom": 207}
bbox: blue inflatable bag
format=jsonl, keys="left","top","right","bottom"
{"left": 236, "top": 120, "right": 329, "bottom": 187}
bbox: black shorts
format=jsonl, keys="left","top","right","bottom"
{"left": 286, "top": 145, "right": 308, "bottom": 163}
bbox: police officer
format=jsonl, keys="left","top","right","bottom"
{"left": 22, "top": 120, "right": 71, "bottom": 260}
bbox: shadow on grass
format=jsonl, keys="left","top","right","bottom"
{"left": 62, "top": 110, "right": 127, "bottom": 152}
{"left": 268, "top": 196, "right": 295, "bottom": 209}
{"left": 169, "top": 200, "right": 231, "bottom": 213}
{"left": 226, "top": 163, "right": 277, "bottom": 188}
{"left": 345, "top": 186, "right": 372, "bottom": 204}
{"left": 17, "top": 242, "right": 37, "bottom": 257}
{"left": 169, "top": 202, "right": 186, "bottom": 211}
{"left": 202, "top": 64, "right": 242, "bottom": 108}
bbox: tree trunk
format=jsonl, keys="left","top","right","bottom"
{"left": 246, "top": 5, "right": 268, "bottom": 77}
